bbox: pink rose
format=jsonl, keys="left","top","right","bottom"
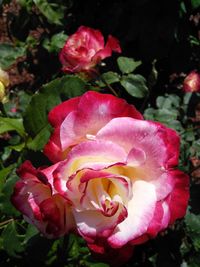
{"left": 12, "top": 92, "right": 189, "bottom": 265}
{"left": 59, "top": 26, "right": 121, "bottom": 73}
{"left": 44, "top": 92, "right": 188, "bottom": 253}
{"left": 11, "top": 161, "right": 74, "bottom": 238}
{"left": 183, "top": 71, "right": 200, "bottom": 92}
{"left": 44, "top": 117, "right": 188, "bottom": 250}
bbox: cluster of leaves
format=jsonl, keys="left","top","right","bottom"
{"left": 97, "top": 57, "right": 148, "bottom": 98}
{"left": 0, "top": 0, "right": 200, "bottom": 267}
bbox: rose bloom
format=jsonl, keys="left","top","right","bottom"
{"left": 12, "top": 92, "right": 189, "bottom": 266}
{"left": 0, "top": 68, "right": 9, "bottom": 102}
{"left": 59, "top": 26, "right": 121, "bottom": 73}
{"left": 183, "top": 71, "right": 200, "bottom": 92}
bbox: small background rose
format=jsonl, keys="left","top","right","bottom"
{"left": 183, "top": 71, "right": 200, "bottom": 93}
{"left": 59, "top": 26, "right": 121, "bottom": 74}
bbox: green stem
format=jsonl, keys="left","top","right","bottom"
{"left": 140, "top": 92, "right": 150, "bottom": 113}
{"left": 0, "top": 218, "right": 14, "bottom": 227}
{"left": 100, "top": 76, "right": 118, "bottom": 97}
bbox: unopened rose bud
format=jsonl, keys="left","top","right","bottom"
{"left": 183, "top": 71, "right": 200, "bottom": 92}
{"left": 0, "top": 68, "right": 9, "bottom": 87}
{"left": 0, "top": 81, "right": 6, "bottom": 102}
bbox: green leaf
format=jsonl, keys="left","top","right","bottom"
{"left": 117, "top": 56, "right": 142, "bottom": 74}
{"left": 0, "top": 43, "right": 26, "bottom": 69}
{"left": 191, "top": 0, "right": 200, "bottom": 9}
{"left": 143, "top": 107, "right": 155, "bottom": 120}
{"left": 185, "top": 212, "right": 200, "bottom": 251}
{"left": 23, "top": 224, "right": 39, "bottom": 245}
{"left": 0, "top": 164, "right": 16, "bottom": 192}
{"left": 43, "top": 32, "right": 68, "bottom": 53}
{"left": 120, "top": 74, "right": 148, "bottom": 98}
{"left": 189, "top": 35, "right": 200, "bottom": 46}
{"left": 90, "top": 264, "right": 110, "bottom": 267}
{"left": 187, "top": 256, "right": 200, "bottom": 267}
{"left": 185, "top": 212, "right": 200, "bottom": 234}
{"left": 97, "top": 71, "right": 120, "bottom": 87}
{"left": 154, "top": 109, "right": 178, "bottom": 122}
{"left": 156, "top": 95, "right": 180, "bottom": 109}
{"left": 144, "top": 94, "right": 183, "bottom": 131}
{"left": 27, "top": 124, "right": 52, "bottom": 151}
{"left": 67, "top": 234, "right": 81, "bottom": 259}
{"left": 101, "top": 71, "right": 120, "bottom": 85}
{"left": 1, "top": 221, "right": 24, "bottom": 257}
{"left": 45, "top": 239, "right": 62, "bottom": 265}
{"left": 33, "top": 0, "right": 65, "bottom": 25}
{"left": 0, "top": 174, "right": 20, "bottom": 216}
{"left": 18, "top": 91, "right": 32, "bottom": 113}
{"left": 9, "top": 142, "right": 25, "bottom": 152}
{"left": 18, "top": 0, "right": 34, "bottom": 11}
{"left": 23, "top": 75, "right": 87, "bottom": 139}
{"left": 0, "top": 117, "right": 25, "bottom": 137}
{"left": 166, "top": 120, "right": 183, "bottom": 131}
{"left": 183, "top": 92, "right": 192, "bottom": 105}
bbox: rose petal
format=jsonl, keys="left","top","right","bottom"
{"left": 44, "top": 91, "right": 143, "bottom": 163}
{"left": 166, "top": 170, "right": 189, "bottom": 224}
{"left": 57, "top": 140, "right": 127, "bottom": 179}
{"left": 89, "top": 242, "right": 134, "bottom": 267}
{"left": 127, "top": 147, "right": 146, "bottom": 167}
{"left": 106, "top": 35, "right": 122, "bottom": 53}
{"left": 48, "top": 96, "right": 80, "bottom": 128}
{"left": 73, "top": 204, "right": 127, "bottom": 242}
{"left": 39, "top": 194, "right": 74, "bottom": 237}
{"left": 97, "top": 117, "right": 177, "bottom": 179}
{"left": 108, "top": 180, "right": 156, "bottom": 248}
{"left": 60, "top": 91, "right": 143, "bottom": 151}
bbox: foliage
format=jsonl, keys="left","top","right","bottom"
{"left": 0, "top": 43, "right": 26, "bottom": 69}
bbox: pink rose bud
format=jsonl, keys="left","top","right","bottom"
{"left": 59, "top": 26, "right": 121, "bottom": 73}
{"left": 183, "top": 71, "right": 200, "bottom": 92}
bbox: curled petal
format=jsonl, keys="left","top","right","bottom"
{"left": 97, "top": 117, "right": 179, "bottom": 178}
{"left": 44, "top": 91, "right": 142, "bottom": 163}
{"left": 108, "top": 180, "right": 156, "bottom": 248}
{"left": 107, "top": 35, "right": 122, "bottom": 53}
{"left": 56, "top": 140, "right": 127, "bottom": 179}
{"left": 73, "top": 204, "right": 127, "bottom": 242}
{"left": 127, "top": 147, "right": 146, "bottom": 167}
